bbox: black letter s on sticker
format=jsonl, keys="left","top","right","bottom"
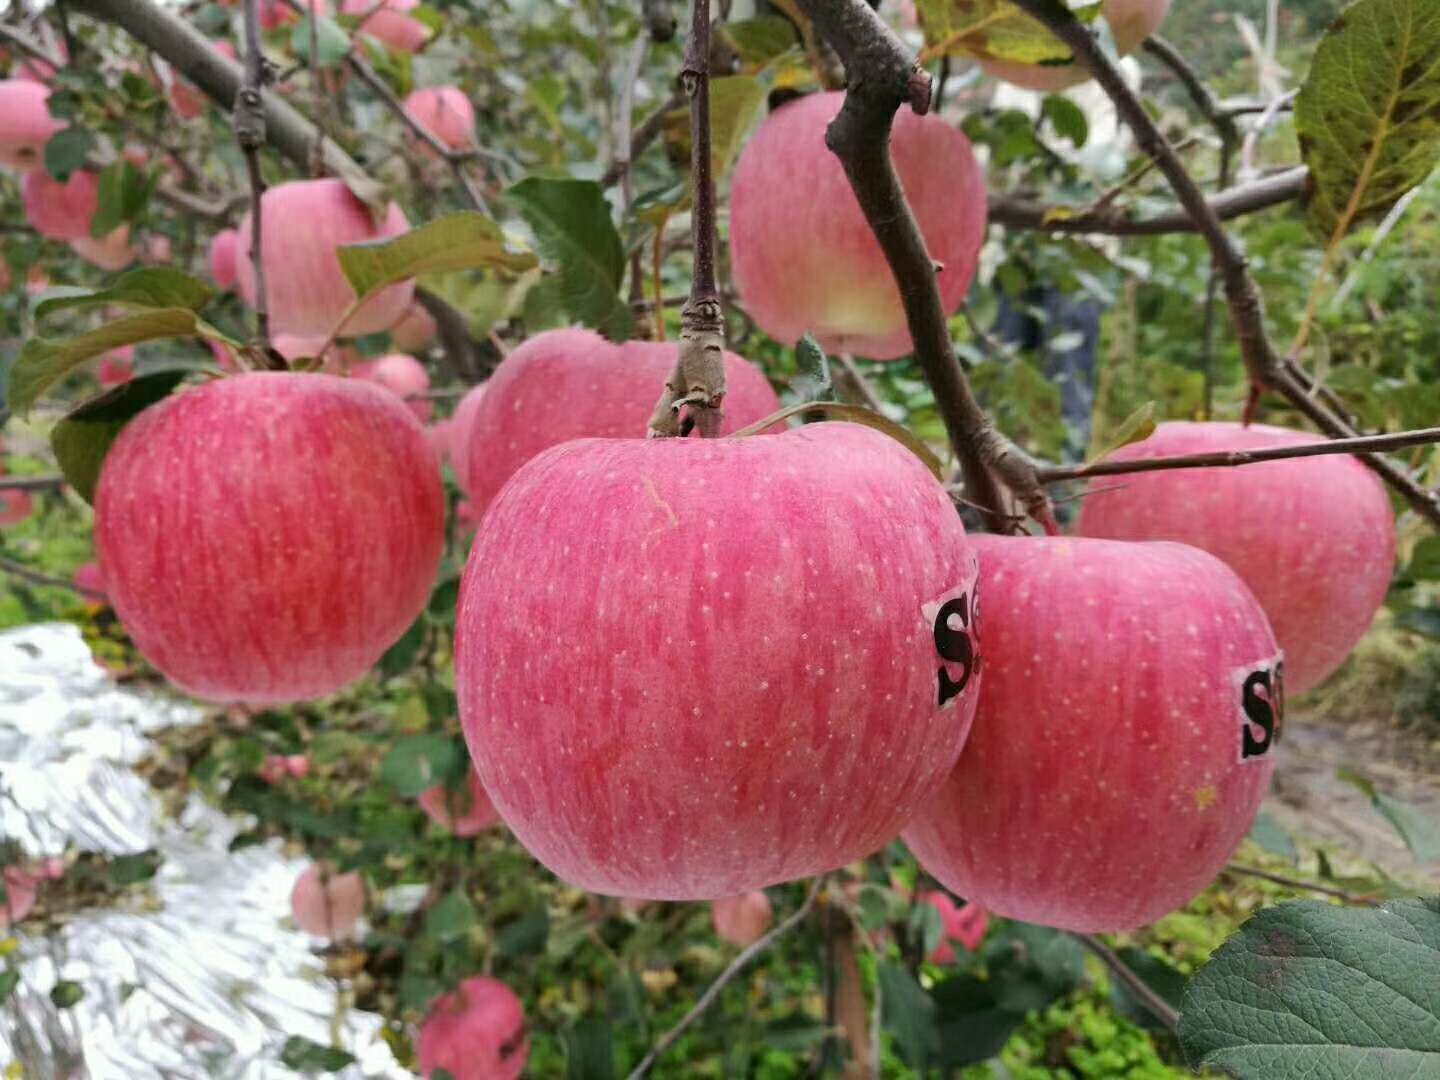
{"left": 1241, "top": 660, "right": 1285, "bottom": 759}
{"left": 934, "top": 594, "right": 974, "bottom": 708}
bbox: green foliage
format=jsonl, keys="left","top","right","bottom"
{"left": 914, "top": 0, "right": 1100, "bottom": 63}
{"left": 336, "top": 212, "right": 537, "bottom": 301}
{"left": 279, "top": 1035, "right": 356, "bottom": 1072}
{"left": 50, "top": 371, "right": 188, "bottom": 503}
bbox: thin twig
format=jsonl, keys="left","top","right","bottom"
{"left": 601, "top": 89, "right": 685, "bottom": 186}
{"left": 625, "top": 879, "right": 825, "bottom": 1079}
{"left": 1223, "top": 864, "right": 1380, "bottom": 905}
{"left": 0, "top": 475, "right": 66, "bottom": 493}
{"left": 1144, "top": 35, "right": 1239, "bottom": 154}
{"left": 1038, "top": 427, "right": 1440, "bottom": 483}
{"left": 0, "top": 557, "right": 105, "bottom": 601}
{"left": 1073, "top": 933, "right": 1179, "bottom": 1032}
{"left": 237, "top": 0, "right": 273, "bottom": 352}
{"left": 831, "top": 353, "right": 887, "bottom": 414}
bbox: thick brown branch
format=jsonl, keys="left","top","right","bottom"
{"left": 1010, "top": 0, "right": 1440, "bottom": 530}
{"left": 794, "top": 0, "right": 1053, "bottom": 534}
{"left": 1040, "top": 427, "right": 1440, "bottom": 483}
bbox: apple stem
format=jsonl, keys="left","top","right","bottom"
{"left": 647, "top": 0, "right": 727, "bottom": 439}
{"left": 237, "top": 0, "right": 282, "bottom": 368}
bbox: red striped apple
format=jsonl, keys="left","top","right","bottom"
{"left": 343, "top": 0, "right": 428, "bottom": 52}
{"left": 354, "top": 353, "right": 431, "bottom": 421}
{"left": 209, "top": 228, "right": 240, "bottom": 291}
{"left": 290, "top": 863, "right": 365, "bottom": 939}
{"left": 22, "top": 167, "right": 99, "bottom": 240}
{"left": 459, "top": 328, "right": 781, "bottom": 510}
{"left": 1076, "top": 421, "right": 1395, "bottom": 694}
{"left": 903, "top": 535, "right": 1282, "bottom": 933}
{"left": 236, "top": 178, "right": 413, "bottom": 340}
{"left": 712, "top": 891, "right": 774, "bottom": 946}
{"left": 390, "top": 302, "right": 437, "bottom": 351}
{"left": 418, "top": 977, "right": 528, "bottom": 1080}
{"left": 981, "top": 0, "right": 1172, "bottom": 91}
{"left": 403, "top": 86, "right": 475, "bottom": 151}
{"left": 456, "top": 422, "right": 982, "bottom": 898}
{"left": 418, "top": 770, "right": 501, "bottom": 837}
{"left": 94, "top": 372, "right": 444, "bottom": 704}
{"left": 97, "top": 346, "right": 136, "bottom": 387}
{"left": 0, "top": 79, "right": 63, "bottom": 168}
{"left": 729, "top": 91, "right": 987, "bottom": 360}
{"left": 447, "top": 383, "right": 487, "bottom": 493}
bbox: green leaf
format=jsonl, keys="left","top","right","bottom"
{"left": 35, "top": 267, "right": 213, "bottom": 322}
{"left": 9, "top": 309, "right": 201, "bottom": 416}
{"left": 496, "top": 908, "right": 550, "bottom": 957}
{"left": 1395, "top": 606, "right": 1440, "bottom": 637}
{"left": 507, "top": 177, "right": 632, "bottom": 341}
{"left": 51, "top": 372, "right": 188, "bottom": 504}
{"left": 662, "top": 76, "right": 768, "bottom": 183}
{"left": 720, "top": 16, "right": 800, "bottom": 67}
{"left": 1247, "top": 811, "right": 1298, "bottom": 863}
{"left": 49, "top": 980, "right": 84, "bottom": 1008}
{"left": 563, "top": 1016, "right": 616, "bottom": 1080}
{"left": 909, "top": 899, "right": 946, "bottom": 961}
{"left": 1109, "top": 947, "right": 1188, "bottom": 1031}
{"left": 878, "top": 961, "right": 939, "bottom": 1068}
{"left": 337, "top": 212, "right": 537, "bottom": 302}
{"left": 914, "top": 0, "right": 1099, "bottom": 64}
{"left": 732, "top": 401, "right": 947, "bottom": 483}
{"left": 1407, "top": 536, "right": 1440, "bottom": 580}
{"left": 1042, "top": 94, "right": 1089, "bottom": 147}
{"left": 279, "top": 1035, "right": 356, "bottom": 1072}
{"left": 931, "top": 973, "right": 1024, "bottom": 1067}
{"left": 0, "top": 971, "right": 19, "bottom": 1002}
{"left": 44, "top": 127, "right": 96, "bottom": 182}
{"left": 982, "top": 922, "right": 1084, "bottom": 1014}
{"left": 424, "top": 889, "right": 477, "bottom": 943}
{"left": 108, "top": 850, "right": 164, "bottom": 886}
{"left": 1088, "top": 401, "right": 1157, "bottom": 463}
{"left": 791, "top": 333, "right": 832, "bottom": 402}
{"left": 1179, "top": 897, "right": 1440, "bottom": 1076}
{"left": 378, "top": 616, "right": 426, "bottom": 678}
{"left": 1337, "top": 767, "right": 1440, "bottom": 863}
{"left": 1294, "top": 0, "right": 1440, "bottom": 238}
{"left": 92, "top": 160, "right": 154, "bottom": 239}
{"left": 291, "top": 15, "right": 351, "bottom": 65}
{"left": 378, "top": 734, "right": 465, "bottom": 797}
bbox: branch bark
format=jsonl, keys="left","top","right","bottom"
{"left": 794, "top": 0, "right": 1055, "bottom": 534}
{"left": 1073, "top": 933, "right": 1180, "bottom": 1032}
{"left": 238, "top": 0, "right": 272, "bottom": 351}
{"left": 1010, "top": 0, "right": 1440, "bottom": 529}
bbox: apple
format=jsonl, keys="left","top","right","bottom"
{"left": 235, "top": 178, "right": 414, "bottom": 341}
{"left": 0, "top": 867, "right": 39, "bottom": 929}
{"left": 390, "top": 302, "right": 437, "bottom": 351}
{"left": 417, "top": 976, "right": 528, "bottom": 1080}
{"left": 712, "top": 891, "right": 773, "bottom": 946}
{"left": 97, "top": 346, "right": 136, "bottom": 387}
{"left": 219, "top": 0, "right": 330, "bottom": 30}
{"left": 417, "top": 770, "right": 501, "bottom": 837}
{"left": 290, "top": 863, "right": 365, "bottom": 939}
{"left": 446, "top": 383, "right": 487, "bottom": 493}
{"left": 920, "top": 890, "right": 989, "bottom": 962}
{"left": 729, "top": 91, "right": 987, "bottom": 361}
{"left": 0, "top": 487, "right": 34, "bottom": 527}
{"left": 981, "top": 0, "right": 1172, "bottom": 92}
{"left": 903, "top": 535, "right": 1282, "bottom": 933}
{"left": 94, "top": 372, "right": 445, "bottom": 704}
{"left": 72, "top": 561, "right": 107, "bottom": 602}
{"left": 353, "top": 353, "right": 432, "bottom": 421}
{"left": 0, "top": 80, "right": 63, "bottom": 168}
{"left": 209, "top": 228, "right": 241, "bottom": 291}
{"left": 70, "top": 226, "right": 137, "bottom": 271}
{"left": 403, "top": 86, "right": 475, "bottom": 151}
{"left": 455, "top": 421, "right": 982, "bottom": 898}
{"left": 458, "top": 328, "right": 782, "bottom": 510}
{"left": 343, "top": 0, "right": 429, "bottom": 52}
{"left": 424, "top": 419, "right": 453, "bottom": 466}
{"left": 22, "top": 167, "right": 99, "bottom": 240}
{"left": 1076, "top": 421, "right": 1396, "bottom": 694}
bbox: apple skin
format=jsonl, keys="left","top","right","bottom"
{"left": 729, "top": 91, "right": 987, "bottom": 361}
{"left": 403, "top": 86, "right": 475, "bottom": 150}
{"left": 97, "top": 346, "right": 136, "bottom": 387}
{"left": 0, "top": 80, "right": 64, "bottom": 169}
{"left": 417, "top": 976, "right": 529, "bottom": 1080}
{"left": 712, "top": 891, "right": 774, "bottom": 946}
{"left": 418, "top": 770, "right": 501, "bottom": 837}
{"left": 460, "top": 328, "right": 782, "bottom": 510}
{"left": 208, "top": 228, "right": 240, "bottom": 291}
{"left": 70, "top": 226, "right": 136, "bottom": 271}
{"left": 343, "top": 0, "right": 429, "bottom": 52}
{"left": 72, "top": 561, "right": 107, "bottom": 601}
{"left": 354, "top": 353, "right": 432, "bottom": 422}
{"left": 94, "top": 372, "right": 444, "bottom": 705}
{"left": 903, "top": 535, "right": 1282, "bottom": 933}
{"left": 456, "top": 422, "right": 982, "bottom": 899}
{"left": 390, "top": 302, "right": 437, "bottom": 351}
{"left": 446, "top": 384, "right": 488, "bottom": 493}
{"left": 236, "top": 178, "right": 414, "bottom": 340}
{"left": 22, "top": 167, "right": 99, "bottom": 240}
{"left": 290, "top": 863, "right": 365, "bottom": 939}
{"left": 980, "top": 0, "right": 1172, "bottom": 92}
{"left": 1076, "top": 421, "right": 1395, "bottom": 695}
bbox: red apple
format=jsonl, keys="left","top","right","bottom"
{"left": 235, "top": 178, "right": 414, "bottom": 340}
{"left": 459, "top": 328, "right": 781, "bottom": 510}
{"left": 712, "top": 891, "right": 773, "bottom": 946}
{"left": 456, "top": 422, "right": 982, "bottom": 898}
{"left": 729, "top": 91, "right": 987, "bottom": 360}
{"left": 22, "top": 167, "right": 99, "bottom": 240}
{"left": 0, "top": 80, "right": 63, "bottom": 168}
{"left": 72, "top": 561, "right": 107, "bottom": 602}
{"left": 403, "top": 86, "right": 475, "bottom": 151}
{"left": 97, "top": 346, "right": 136, "bottom": 387}
{"left": 417, "top": 976, "right": 528, "bottom": 1080}
{"left": 354, "top": 353, "right": 431, "bottom": 421}
{"left": 1076, "top": 421, "right": 1395, "bottom": 694}
{"left": 390, "top": 302, "right": 437, "bottom": 351}
{"left": 417, "top": 770, "right": 501, "bottom": 837}
{"left": 903, "top": 535, "right": 1282, "bottom": 933}
{"left": 94, "top": 372, "right": 444, "bottom": 704}
{"left": 343, "top": 0, "right": 429, "bottom": 52}
{"left": 242, "top": 0, "right": 329, "bottom": 30}
{"left": 70, "top": 226, "right": 137, "bottom": 271}
{"left": 981, "top": 0, "right": 1172, "bottom": 91}
{"left": 290, "top": 863, "right": 365, "bottom": 938}
{"left": 209, "top": 228, "right": 241, "bottom": 291}
{"left": 446, "top": 383, "right": 487, "bottom": 493}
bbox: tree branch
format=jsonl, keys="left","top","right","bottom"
{"left": 0, "top": 475, "right": 66, "bottom": 493}
{"left": 793, "top": 0, "right": 1055, "bottom": 534}
{"left": 1223, "top": 864, "right": 1380, "bottom": 906}
{"left": 1073, "top": 933, "right": 1180, "bottom": 1032}
{"left": 1144, "top": 35, "right": 1238, "bottom": 154}
{"left": 625, "top": 879, "right": 824, "bottom": 1079}
{"left": 1009, "top": 0, "right": 1440, "bottom": 530}
{"left": 414, "top": 288, "right": 497, "bottom": 384}
{"left": 601, "top": 88, "right": 684, "bottom": 187}
{"left": 237, "top": 0, "right": 272, "bottom": 351}
{"left": 0, "top": 557, "right": 105, "bottom": 601}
